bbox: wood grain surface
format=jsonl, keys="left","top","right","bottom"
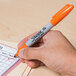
{"left": 0, "top": 0, "right": 76, "bottom": 47}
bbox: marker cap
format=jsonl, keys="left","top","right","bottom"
{"left": 50, "top": 4, "right": 74, "bottom": 26}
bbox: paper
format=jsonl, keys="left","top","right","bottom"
{"left": 0, "top": 40, "right": 62, "bottom": 76}
{"left": 0, "top": 43, "right": 19, "bottom": 76}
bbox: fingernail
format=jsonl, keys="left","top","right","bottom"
{"left": 19, "top": 48, "right": 24, "bottom": 58}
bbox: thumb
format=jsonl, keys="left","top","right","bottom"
{"left": 19, "top": 47, "right": 41, "bottom": 60}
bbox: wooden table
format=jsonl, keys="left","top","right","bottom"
{"left": 0, "top": 0, "right": 76, "bottom": 48}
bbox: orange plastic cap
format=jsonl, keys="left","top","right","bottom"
{"left": 50, "top": 4, "right": 74, "bottom": 26}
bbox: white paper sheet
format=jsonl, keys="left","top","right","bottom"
{"left": 0, "top": 43, "right": 19, "bottom": 76}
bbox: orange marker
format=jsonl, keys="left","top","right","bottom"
{"left": 15, "top": 4, "right": 74, "bottom": 57}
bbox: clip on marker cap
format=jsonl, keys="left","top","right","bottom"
{"left": 50, "top": 4, "right": 74, "bottom": 26}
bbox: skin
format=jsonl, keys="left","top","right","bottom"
{"left": 18, "top": 30, "right": 76, "bottom": 76}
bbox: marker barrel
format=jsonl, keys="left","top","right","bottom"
{"left": 26, "top": 22, "right": 53, "bottom": 47}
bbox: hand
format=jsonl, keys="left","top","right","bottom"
{"left": 18, "top": 30, "right": 76, "bottom": 76}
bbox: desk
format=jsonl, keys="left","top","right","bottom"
{"left": 0, "top": 0, "right": 76, "bottom": 48}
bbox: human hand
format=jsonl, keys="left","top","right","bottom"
{"left": 18, "top": 30, "right": 76, "bottom": 76}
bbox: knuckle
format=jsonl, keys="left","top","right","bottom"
{"left": 54, "top": 30, "right": 60, "bottom": 33}
{"left": 50, "top": 30, "right": 62, "bottom": 35}
{"left": 55, "top": 30, "right": 62, "bottom": 34}
{"left": 53, "top": 30, "right": 61, "bottom": 33}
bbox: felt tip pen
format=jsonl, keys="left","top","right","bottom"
{"left": 14, "top": 4, "right": 74, "bottom": 57}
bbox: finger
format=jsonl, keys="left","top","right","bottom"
{"left": 20, "top": 58, "right": 44, "bottom": 68}
{"left": 18, "top": 32, "right": 37, "bottom": 49}
{"left": 20, "top": 58, "right": 25, "bottom": 63}
{"left": 19, "top": 47, "right": 42, "bottom": 60}
{"left": 24, "top": 60, "right": 42, "bottom": 68}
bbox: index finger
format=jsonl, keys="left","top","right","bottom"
{"left": 18, "top": 32, "right": 37, "bottom": 49}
